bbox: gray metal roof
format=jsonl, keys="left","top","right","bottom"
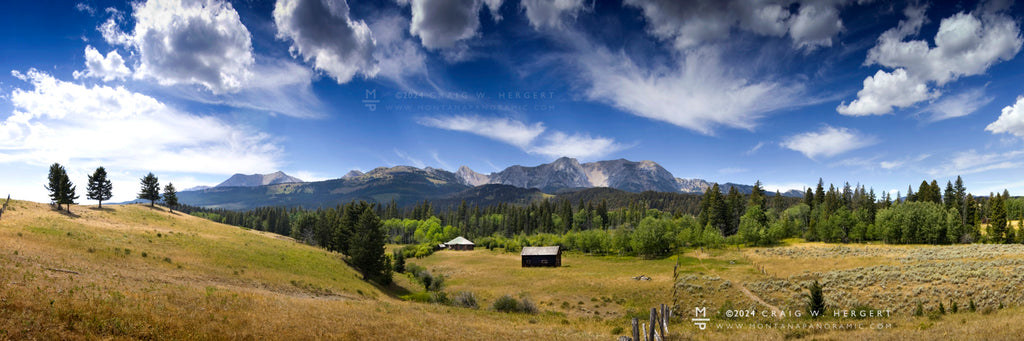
{"left": 445, "top": 236, "right": 474, "bottom": 245}
{"left": 521, "top": 246, "right": 560, "bottom": 256}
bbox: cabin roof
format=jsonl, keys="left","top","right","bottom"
{"left": 445, "top": 236, "right": 474, "bottom": 245}
{"left": 521, "top": 246, "right": 560, "bottom": 256}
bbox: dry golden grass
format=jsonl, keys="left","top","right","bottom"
{"left": 0, "top": 201, "right": 613, "bottom": 340}
{"left": 5, "top": 201, "right": 1024, "bottom": 340}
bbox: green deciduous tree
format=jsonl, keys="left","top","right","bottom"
{"left": 631, "top": 216, "right": 671, "bottom": 258}
{"left": 86, "top": 167, "right": 113, "bottom": 208}
{"left": 163, "top": 183, "right": 178, "bottom": 213}
{"left": 137, "top": 173, "right": 160, "bottom": 207}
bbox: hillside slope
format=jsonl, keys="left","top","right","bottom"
{"left": 0, "top": 201, "right": 598, "bottom": 340}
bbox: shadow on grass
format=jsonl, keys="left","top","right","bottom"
{"left": 51, "top": 206, "right": 81, "bottom": 218}
{"left": 89, "top": 207, "right": 115, "bottom": 212}
{"left": 377, "top": 279, "right": 414, "bottom": 299}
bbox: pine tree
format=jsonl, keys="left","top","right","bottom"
{"left": 163, "top": 183, "right": 178, "bottom": 213}
{"left": 349, "top": 205, "right": 391, "bottom": 285}
{"left": 138, "top": 173, "right": 161, "bottom": 208}
{"left": 45, "top": 163, "right": 66, "bottom": 209}
{"left": 806, "top": 280, "right": 825, "bottom": 318}
{"left": 86, "top": 167, "right": 114, "bottom": 208}
{"left": 991, "top": 192, "right": 1007, "bottom": 243}
{"left": 45, "top": 163, "right": 78, "bottom": 212}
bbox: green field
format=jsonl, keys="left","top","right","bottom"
{"left": 3, "top": 200, "right": 1024, "bottom": 340}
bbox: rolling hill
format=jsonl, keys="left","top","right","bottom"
{"left": 0, "top": 200, "right": 614, "bottom": 340}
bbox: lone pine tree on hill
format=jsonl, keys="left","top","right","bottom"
{"left": 86, "top": 167, "right": 114, "bottom": 208}
{"left": 348, "top": 205, "right": 391, "bottom": 285}
{"left": 163, "top": 183, "right": 178, "bottom": 213}
{"left": 45, "top": 163, "right": 78, "bottom": 212}
{"left": 138, "top": 172, "right": 161, "bottom": 208}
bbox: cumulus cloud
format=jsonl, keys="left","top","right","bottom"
{"left": 103, "top": 0, "right": 255, "bottom": 94}
{"left": 781, "top": 125, "right": 877, "bottom": 159}
{"left": 788, "top": 3, "right": 843, "bottom": 49}
{"left": 842, "top": 3, "right": 1022, "bottom": 115}
{"left": 986, "top": 96, "right": 1024, "bottom": 138}
{"left": 404, "top": 0, "right": 481, "bottom": 50}
{"left": 2, "top": 69, "right": 282, "bottom": 175}
{"left": 836, "top": 68, "right": 938, "bottom": 116}
{"left": 580, "top": 46, "right": 802, "bottom": 135}
{"left": 417, "top": 115, "right": 544, "bottom": 148}
{"left": 273, "top": 0, "right": 378, "bottom": 84}
{"left": 72, "top": 45, "right": 132, "bottom": 81}
{"left": 520, "top": 0, "right": 585, "bottom": 30}
{"left": 623, "top": 0, "right": 849, "bottom": 50}
{"left": 417, "top": 115, "right": 624, "bottom": 160}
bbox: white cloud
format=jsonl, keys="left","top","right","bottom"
{"left": 580, "top": 46, "right": 802, "bottom": 135}
{"left": 927, "top": 149, "right": 1024, "bottom": 177}
{"left": 482, "top": 0, "right": 504, "bottom": 20}
{"left": 417, "top": 115, "right": 625, "bottom": 160}
{"left": 920, "top": 87, "right": 992, "bottom": 122}
{"left": 430, "top": 151, "right": 452, "bottom": 170}
{"left": 72, "top": 45, "right": 131, "bottom": 81}
{"left": 104, "top": 0, "right": 255, "bottom": 94}
{"left": 744, "top": 142, "right": 765, "bottom": 155}
{"left": 417, "top": 115, "right": 545, "bottom": 148}
{"left": 273, "top": 0, "right": 378, "bottom": 84}
{"left": 788, "top": 3, "right": 843, "bottom": 49}
{"left": 843, "top": 3, "right": 1022, "bottom": 115}
{"left": 520, "top": 0, "right": 585, "bottom": 30}
{"left": 370, "top": 12, "right": 435, "bottom": 92}
{"left": 76, "top": 3, "right": 95, "bottom": 15}
{"left": 393, "top": 149, "right": 426, "bottom": 168}
{"left": 527, "top": 131, "right": 625, "bottom": 160}
{"left": 763, "top": 182, "right": 808, "bottom": 193}
{"left": 836, "top": 68, "right": 938, "bottom": 116}
{"left": 879, "top": 154, "right": 930, "bottom": 170}
{"left": 987, "top": 96, "right": 1024, "bottom": 138}
{"left": 1, "top": 69, "right": 282, "bottom": 176}
{"left": 405, "top": 0, "right": 481, "bottom": 50}
{"left": 781, "top": 125, "right": 877, "bottom": 159}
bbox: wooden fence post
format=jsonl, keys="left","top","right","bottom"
{"left": 649, "top": 308, "right": 657, "bottom": 341}
{"left": 661, "top": 304, "right": 669, "bottom": 335}
{"left": 632, "top": 317, "right": 639, "bottom": 341}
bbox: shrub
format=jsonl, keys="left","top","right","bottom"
{"left": 611, "top": 326, "right": 624, "bottom": 335}
{"left": 452, "top": 291, "right": 478, "bottom": 309}
{"left": 493, "top": 295, "right": 520, "bottom": 313}
{"left": 492, "top": 295, "right": 538, "bottom": 314}
{"left": 951, "top": 301, "right": 959, "bottom": 313}
{"left": 914, "top": 302, "right": 924, "bottom": 317}
{"left": 969, "top": 299, "right": 977, "bottom": 312}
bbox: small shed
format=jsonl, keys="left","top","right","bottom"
{"left": 521, "top": 246, "right": 561, "bottom": 267}
{"left": 444, "top": 236, "right": 475, "bottom": 251}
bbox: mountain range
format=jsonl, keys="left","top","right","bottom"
{"left": 176, "top": 158, "right": 803, "bottom": 210}
{"left": 215, "top": 171, "right": 304, "bottom": 187}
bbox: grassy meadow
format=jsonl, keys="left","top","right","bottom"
{"left": 4, "top": 200, "right": 1024, "bottom": 340}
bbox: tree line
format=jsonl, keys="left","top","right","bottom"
{"left": 181, "top": 176, "right": 1022, "bottom": 260}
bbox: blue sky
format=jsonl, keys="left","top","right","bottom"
{"left": 2, "top": 0, "right": 1024, "bottom": 203}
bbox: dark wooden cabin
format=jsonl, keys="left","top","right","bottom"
{"left": 521, "top": 246, "right": 561, "bottom": 267}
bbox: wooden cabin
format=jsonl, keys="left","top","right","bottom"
{"left": 444, "top": 236, "right": 475, "bottom": 251}
{"left": 521, "top": 246, "right": 561, "bottom": 267}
